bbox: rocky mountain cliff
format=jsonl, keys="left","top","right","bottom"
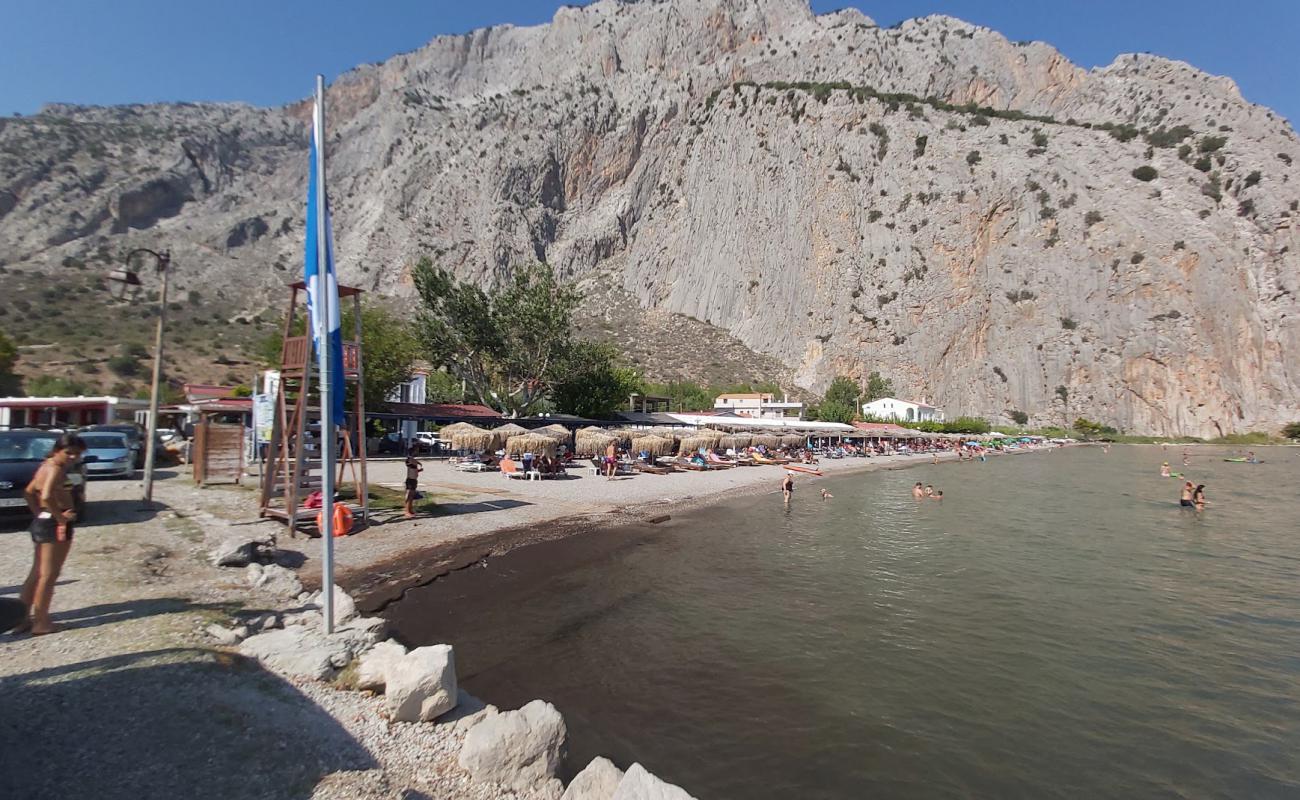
{"left": 2, "top": 0, "right": 1298, "bottom": 435}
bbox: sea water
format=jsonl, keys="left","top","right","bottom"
{"left": 387, "top": 446, "right": 1300, "bottom": 799}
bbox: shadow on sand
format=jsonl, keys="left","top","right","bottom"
{"left": 0, "top": 647, "right": 376, "bottom": 800}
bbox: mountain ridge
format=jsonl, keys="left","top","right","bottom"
{"left": 2, "top": 0, "right": 1297, "bottom": 435}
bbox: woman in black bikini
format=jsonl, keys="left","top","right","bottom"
{"left": 781, "top": 473, "right": 794, "bottom": 504}
{"left": 403, "top": 449, "right": 423, "bottom": 519}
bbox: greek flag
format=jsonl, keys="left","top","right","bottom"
{"left": 304, "top": 112, "right": 345, "bottom": 424}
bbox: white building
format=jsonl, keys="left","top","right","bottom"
{"left": 713, "top": 392, "right": 804, "bottom": 420}
{"left": 861, "top": 397, "right": 945, "bottom": 423}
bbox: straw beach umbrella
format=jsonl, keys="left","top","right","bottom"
{"left": 439, "top": 422, "right": 484, "bottom": 440}
{"left": 493, "top": 423, "right": 528, "bottom": 439}
{"left": 720, "top": 433, "right": 752, "bottom": 450}
{"left": 534, "top": 424, "right": 573, "bottom": 444}
{"left": 752, "top": 434, "right": 782, "bottom": 449}
{"left": 454, "top": 429, "right": 496, "bottom": 452}
{"left": 576, "top": 431, "right": 617, "bottom": 456}
{"left": 678, "top": 435, "right": 718, "bottom": 455}
{"left": 504, "top": 433, "right": 557, "bottom": 459}
{"left": 632, "top": 434, "right": 675, "bottom": 458}
{"left": 781, "top": 434, "right": 806, "bottom": 448}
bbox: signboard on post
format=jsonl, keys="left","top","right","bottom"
{"left": 253, "top": 393, "right": 276, "bottom": 444}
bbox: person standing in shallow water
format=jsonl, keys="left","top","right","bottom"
{"left": 17, "top": 433, "right": 85, "bottom": 636}
{"left": 1180, "top": 481, "right": 1195, "bottom": 508}
{"left": 781, "top": 473, "right": 794, "bottom": 504}
{"left": 912, "top": 482, "right": 924, "bottom": 499}
{"left": 1192, "top": 484, "right": 1209, "bottom": 511}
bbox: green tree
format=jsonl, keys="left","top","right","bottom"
{"left": 25, "top": 375, "right": 94, "bottom": 396}
{"left": 414, "top": 259, "right": 581, "bottom": 416}
{"left": 645, "top": 381, "right": 715, "bottom": 412}
{"left": 426, "top": 370, "right": 464, "bottom": 403}
{"left": 864, "top": 371, "right": 894, "bottom": 403}
{"left": 0, "top": 331, "right": 20, "bottom": 395}
{"left": 817, "top": 376, "right": 861, "bottom": 424}
{"left": 551, "top": 341, "right": 645, "bottom": 418}
{"left": 1282, "top": 421, "right": 1300, "bottom": 440}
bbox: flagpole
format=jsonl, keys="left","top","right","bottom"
{"left": 313, "top": 74, "right": 336, "bottom": 634}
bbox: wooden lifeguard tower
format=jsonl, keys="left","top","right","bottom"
{"left": 259, "top": 281, "right": 369, "bottom": 533}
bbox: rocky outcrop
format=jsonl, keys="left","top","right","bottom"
{"left": 355, "top": 638, "right": 407, "bottom": 691}
{"left": 2, "top": 0, "right": 1297, "bottom": 435}
{"left": 610, "top": 764, "right": 696, "bottom": 800}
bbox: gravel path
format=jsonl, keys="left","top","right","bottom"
{"left": 0, "top": 475, "right": 530, "bottom": 800}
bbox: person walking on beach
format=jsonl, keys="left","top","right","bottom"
{"left": 17, "top": 433, "right": 85, "bottom": 636}
{"left": 604, "top": 441, "right": 617, "bottom": 480}
{"left": 1180, "top": 480, "right": 1195, "bottom": 508}
{"left": 781, "top": 472, "right": 794, "bottom": 504}
{"left": 403, "top": 449, "right": 423, "bottom": 519}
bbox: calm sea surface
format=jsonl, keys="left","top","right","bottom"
{"left": 388, "top": 446, "right": 1300, "bottom": 799}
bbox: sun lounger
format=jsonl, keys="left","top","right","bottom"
{"left": 456, "top": 461, "right": 489, "bottom": 472}
{"left": 632, "top": 462, "right": 672, "bottom": 475}
{"left": 705, "top": 454, "right": 736, "bottom": 469}
{"left": 501, "top": 459, "right": 540, "bottom": 481}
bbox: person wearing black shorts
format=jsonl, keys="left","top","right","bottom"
{"left": 17, "top": 433, "right": 85, "bottom": 636}
{"left": 404, "top": 449, "right": 423, "bottom": 519}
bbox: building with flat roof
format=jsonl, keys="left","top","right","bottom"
{"left": 713, "top": 392, "right": 804, "bottom": 420}
{"left": 0, "top": 396, "right": 149, "bottom": 429}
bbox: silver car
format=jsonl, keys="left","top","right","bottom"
{"left": 80, "top": 432, "right": 136, "bottom": 478}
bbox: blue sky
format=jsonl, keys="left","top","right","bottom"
{"left": 2, "top": 1, "right": 1296, "bottom": 123}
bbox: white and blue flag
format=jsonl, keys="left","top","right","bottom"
{"left": 304, "top": 116, "right": 346, "bottom": 424}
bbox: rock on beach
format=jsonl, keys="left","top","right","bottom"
{"left": 610, "top": 763, "right": 697, "bottom": 800}
{"left": 459, "top": 699, "right": 566, "bottom": 791}
{"left": 355, "top": 638, "right": 407, "bottom": 691}
{"left": 385, "top": 644, "right": 458, "bottom": 722}
{"left": 562, "top": 756, "right": 625, "bottom": 800}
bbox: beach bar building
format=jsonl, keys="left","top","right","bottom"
{"left": 0, "top": 395, "right": 148, "bottom": 429}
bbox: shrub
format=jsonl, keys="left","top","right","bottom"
{"left": 1279, "top": 152, "right": 1293, "bottom": 166}
{"left": 1130, "top": 252, "right": 1145, "bottom": 264}
{"left": 1193, "top": 156, "right": 1212, "bottom": 172}
{"left": 1032, "top": 130, "right": 1048, "bottom": 148}
{"left": 868, "top": 210, "right": 883, "bottom": 222}
{"left": 1283, "top": 421, "right": 1300, "bottom": 440}
{"left": 970, "top": 115, "right": 990, "bottom": 126}
{"left": 1108, "top": 125, "right": 1140, "bottom": 143}
{"left": 107, "top": 355, "right": 140, "bottom": 377}
{"left": 913, "top": 134, "right": 927, "bottom": 158}
{"left": 1201, "top": 175, "right": 1222, "bottom": 202}
{"left": 1055, "top": 385, "right": 1069, "bottom": 402}
{"left": 1198, "top": 135, "right": 1227, "bottom": 153}
{"left": 1084, "top": 210, "right": 1103, "bottom": 226}
{"left": 1145, "top": 125, "right": 1193, "bottom": 148}
{"left": 1009, "top": 410, "right": 1029, "bottom": 425}
{"left": 966, "top": 150, "right": 981, "bottom": 166}
{"left": 1178, "top": 144, "right": 1192, "bottom": 160}
{"left": 1173, "top": 240, "right": 1185, "bottom": 250}
{"left": 1060, "top": 316, "right": 1077, "bottom": 330}
{"left": 1244, "top": 170, "right": 1261, "bottom": 188}
{"left": 1131, "top": 165, "right": 1158, "bottom": 182}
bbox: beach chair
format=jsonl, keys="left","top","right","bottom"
{"left": 705, "top": 453, "right": 735, "bottom": 469}
{"left": 632, "top": 461, "right": 671, "bottom": 475}
{"left": 501, "top": 459, "right": 540, "bottom": 481}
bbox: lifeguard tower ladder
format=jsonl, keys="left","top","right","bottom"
{"left": 259, "top": 281, "right": 369, "bottom": 533}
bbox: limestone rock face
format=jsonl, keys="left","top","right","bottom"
{"left": 458, "top": 699, "right": 567, "bottom": 791}
{"left": 2, "top": 0, "right": 1297, "bottom": 436}
{"left": 385, "top": 644, "right": 458, "bottom": 722}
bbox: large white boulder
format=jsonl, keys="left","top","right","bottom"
{"left": 239, "top": 622, "right": 374, "bottom": 680}
{"left": 386, "top": 644, "right": 457, "bottom": 722}
{"left": 355, "top": 639, "right": 407, "bottom": 691}
{"left": 562, "top": 756, "right": 625, "bottom": 800}
{"left": 312, "top": 584, "right": 357, "bottom": 624}
{"left": 610, "top": 764, "right": 696, "bottom": 800}
{"left": 458, "top": 699, "right": 566, "bottom": 791}
{"left": 246, "top": 563, "right": 303, "bottom": 598}
{"left": 210, "top": 532, "right": 276, "bottom": 567}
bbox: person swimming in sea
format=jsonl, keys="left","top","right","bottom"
{"left": 1180, "top": 480, "right": 1195, "bottom": 508}
{"left": 912, "top": 482, "right": 924, "bottom": 499}
{"left": 821, "top": 488, "right": 833, "bottom": 500}
{"left": 1160, "top": 462, "right": 1171, "bottom": 478}
{"left": 931, "top": 490, "right": 944, "bottom": 501}
{"left": 924, "top": 484, "right": 934, "bottom": 497}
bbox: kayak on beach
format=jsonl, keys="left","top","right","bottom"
{"left": 1223, "top": 458, "right": 1262, "bottom": 463}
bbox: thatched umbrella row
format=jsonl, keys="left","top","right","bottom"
{"left": 503, "top": 433, "right": 557, "bottom": 459}
{"left": 632, "top": 435, "right": 675, "bottom": 458}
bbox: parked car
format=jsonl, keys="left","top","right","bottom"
{"left": 82, "top": 423, "right": 149, "bottom": 467}
{"left": 79, "top": 432, "right": 136, "bottom": 478}
{"left": 0, "top": 429, "right": 88, "bottom": 519}
{"left": 413, "top": 431, "right": 442, "bottom": 454}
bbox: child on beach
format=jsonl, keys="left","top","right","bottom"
{"left": 821, "top": 488, "right": 833, "bottom": 500}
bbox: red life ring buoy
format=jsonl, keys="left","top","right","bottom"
{"left": 316, "top": 503, "right": 354, "bottom": 537}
